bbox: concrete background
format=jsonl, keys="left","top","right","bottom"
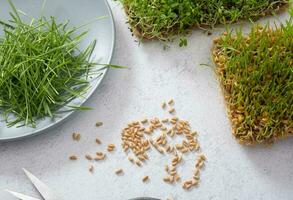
{"left": 0, "top": 1, "right": 292, "bottom": 200}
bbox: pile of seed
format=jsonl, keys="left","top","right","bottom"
{"left": 213, "top": 21, "right": 293, "bottom": 145}
{"left": 68, "top": 100, "right": 207, "bottom": 192}
{"left": 121, "top": 100, "right": 206, "bottom": 190}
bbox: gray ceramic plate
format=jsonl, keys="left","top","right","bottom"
{"left": 0, "top": 0, "right": 115, "bottom": 141}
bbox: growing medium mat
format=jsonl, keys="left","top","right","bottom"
{"left": 212, "top": 20, "right": 293, "bottom": 145}
{"left": 120, "top": 0, "right": 289, "bottom": 40}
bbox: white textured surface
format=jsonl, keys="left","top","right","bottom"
{"left": 1, "top": 2, "right": 293, "bottom": 200}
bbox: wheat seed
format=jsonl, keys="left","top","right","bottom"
{"left": 69, "top": 155, "right": 78, "bottom": 160}
{"left": 142, "top": 176, "right": 149, "bottom": 182}
{"left": 108, "top": 144, "right": 115, "bottom": 152}
{"left": 96, "top": 152, "right": 104, "bottom": 156}
{"left": 162, "top": 118, "right": 169, "bottom": 123}
{"left": 141, "top": 119, "right": 148, "bottom": 124}
{"left": 85, "top": 154, "right": 93, "bottom": 161}
{"left": 95, "top": 154, "right": 106, "bottom": 161}
{"left": 72, "top": 132, "right": 81, "bottom": 141}
{"left": 136, "top": 160, "right": 142, "bottom": 167}
{"left": 115, "top": 169, "right": 124, "bottom": 175}
{"left": 199, "top": 154, "right": 206, "bottom": 161}
{"left": 168, "top": 99, "right": 174, "bottom": 106}
{"left": 128, "top": 157, "right": 135, "bottom": 163}
{"left": 89, "top": 165, "right": 94, "bottom": 173}
{"left": 95, "top": 121, "right": 103, "bottom": 127}
{"left": 95, "top": 138, "right": 101, "bottom": 144}
{"left": 162, "top": 102, "right": 167, "bottom": 109}
{"left": 169, "top": 108, "right": 175, "bottom": 114}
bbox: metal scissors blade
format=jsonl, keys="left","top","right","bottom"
{"left": 6, "top": 190, "right": 41, "bottom": 200}
{"left": 23, "top": 168, "right": 60, "bottom": 200}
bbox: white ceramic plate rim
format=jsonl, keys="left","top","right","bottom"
{"left": 0, "top": 0, "right": 115, "bottom": 141}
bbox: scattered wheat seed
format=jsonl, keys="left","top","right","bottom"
{"left": 72, "top": 132, "right": 77, "bottom": 140}
{"left": 95, "top": 138, "right": 102, "bottom": 144}
{"left": 162, "top": 102, "right": 167, "bottom": 109}
{"left": 89, "top": 165, "right": 94, "bottom": 173}
{"left": 107, "top": 144, "right": 115, "bottom": 152}
{"left": 136, "top": 160, "right": 142, "bottom": 167}
{"left": 115, "top": 169, "right": 124, "bottom": 175}
{"left": 168, "top": 107, "right": 176, "bottom": 114}
{"left": 198, "top": 161, "right": 204, "bottom": 169}
{"left": 120, "top": 101, "right": 206, "bottom": 191}
{"left": 72, "top": 132, "right": 81, "bottom": 141}
{"left": 141, "top": 119, "right": 148, "bottom": 124}
{"left": 165, "top": 165, "right": 169, "bottom": 172}
{"left": 69, "top": 155, "right": 78, "bottom": 160}
{"left": 128, "top": 157, "right": 135, "bottom": 163}
{"left": 199, "top": 154, "right": 206, "bottom": 161}
{"left": 175, "top": 175, "right": 181, "bottom": 182}
{"left": 194, "top": 168, "right": 200, "bottom": 176}
{"left": 162, "top": 118, "right": 169, "bottom": 123}
{"left": 192, "top": 180, "right": 199, "bottom": 186}
{"left": 191, "top": 131, "right": 197, "bottom": 136}
{"left": 193, "top": 174, "right": 200, "bottom": 180}
{"left": 95, "top": 154, "right": 106, "bottom": 161}
{"left": 181, "top": 148, "right": 189, "bottom": 153}
{"left": 85, "top": 154, "right": 93, "bottom": 161}
{"left": 138, "top": 155, "right": 146, "bottom": 162}
{"left": 168, "top": 99, "right": 174, "bottom": 106}
{"left": 142, "top": 176, "right": 149, "bottom": 183}
{"left": 170, "top": 170, "right": 177, "bottom": 176}
{"left": 96, "top": 152, "right": 104, "bottom": 156}
{"left": 95, "top": 121, "right": 103, "bottom": 127}
{"left": 161, "top": 126, "right": 167, "bottom": 131}
{"left": 163, "top": 177, "right": 171, "bottom": 183}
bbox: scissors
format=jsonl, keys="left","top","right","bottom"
{"left": 6, "top": 169, "right": 160, "bottom": 200}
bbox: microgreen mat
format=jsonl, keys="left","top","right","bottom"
{"left": 0, "top": 1, "right": 107, "bottom": 127}
{"left": 120, "top": 0, "right": 289, "bottom": 41}
{"left": 212, "top": 17, "right": 293, "bottom": 144}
